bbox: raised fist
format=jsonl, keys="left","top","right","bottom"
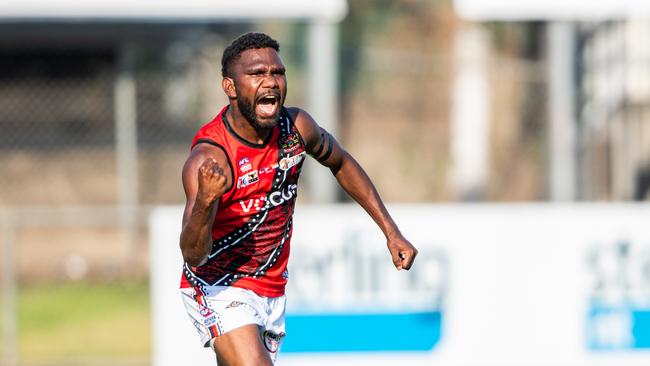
{"left": 387, "top": 234, "right": 418, "bottom": 271}
{"left": 196, "top": 158, "right": 228, "bottom": 204}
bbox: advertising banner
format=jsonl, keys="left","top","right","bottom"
{"left": 151, "top": 204, "right": 650, "bottom": 366}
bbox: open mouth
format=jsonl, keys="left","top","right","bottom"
{"left": 256, "top": 94, "right": 280, "bottom": 119}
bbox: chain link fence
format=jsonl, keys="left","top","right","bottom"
{"left": 0, "top": 45, "right": 223, "bottom": 207}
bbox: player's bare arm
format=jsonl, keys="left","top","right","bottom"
{"left": 179, "top": 143, "right": 232, "bottom": 266}
{"left": 290, "top": 107, "right": 418, "bottom": 270}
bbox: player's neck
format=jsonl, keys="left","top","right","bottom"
{"left": 225, "top": 104, "right": 273, "bottom": 145}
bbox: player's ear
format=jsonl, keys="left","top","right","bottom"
{"left": 222, "top": 77, "right": 237, "bottom": 99}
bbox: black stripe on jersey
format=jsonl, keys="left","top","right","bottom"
{"left": 316, "top": 133, "right": 334, "bottom": 163}
{"left": 183, "top": 263, "right": 204, "bottom": 287}
{"left": 283, "top": 108, "right": 307, "bottom": 148}
{"left": 193, "top": 139, "right": 236, "bottom": 195}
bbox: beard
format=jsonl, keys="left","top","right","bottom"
{"left": 237, "top": 95, "right": 280, "bottom": 129}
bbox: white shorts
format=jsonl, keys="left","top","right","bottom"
{"left": 180, "top": 285, "right": 286, "bottom": 362}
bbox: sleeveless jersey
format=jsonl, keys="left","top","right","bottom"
{"left": 180, "top": 105, "right": 306, "bottom": 297}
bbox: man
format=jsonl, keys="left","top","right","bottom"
{"left": 179, "top": 32, "right": 417, "bottom": 366}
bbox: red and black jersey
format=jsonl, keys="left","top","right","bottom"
{"left": 180, "top": 105, "right": 306, "bottom": 297}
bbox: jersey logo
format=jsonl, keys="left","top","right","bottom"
{"left": 258, "top": 164, "right": 277, "bottom": 175}
{"left": 237, "top": 170, "right": 259, "bottom": 188}
{"left": 279, "top": 152, "right": 306, "bottom": 171}
{"left": 280, "top": 133, "right": 300, "bottom": 153}
{"left": 235, "top": 153, "right": 304, "bottom": 191}
{"left": 238, "top": 157, "right": 252, "bottom": 173}
{"left": 239, "top": 197, "right": 265, "bottom": 213}
{"left": 239, "top": 183, "right": 298, "bottom": 213}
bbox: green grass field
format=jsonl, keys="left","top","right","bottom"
{"left": 2, "top": 281, "right": 151, "bottom": 364}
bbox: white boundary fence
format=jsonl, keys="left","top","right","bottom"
{"left": 151, "top": 203, "right": 650, "bottom": 366}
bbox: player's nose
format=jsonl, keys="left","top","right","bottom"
{"left": 261, "top": 73, "right": 279, "bottom": 88}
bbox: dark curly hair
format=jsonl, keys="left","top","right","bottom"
{"left": 221, "top": 32, "right": 280, "bottom": 77}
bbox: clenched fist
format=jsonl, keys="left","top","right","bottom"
{"left": 387, "top": 234, "right": 418, "bottom": 271}
{"left": 196, "top": 158, "right": 228, "bottom": 205}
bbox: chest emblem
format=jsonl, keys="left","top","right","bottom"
{"left": 280, "top": 133, "right": 300, "bottom": 153}
{"left": 237, "top": 170, "right": 259, "bottom": 188}
{"left": 279, "top": 151, "right": 306, "bottom": 171}
{"left": 238, "top": 157, "right": 252, "bottom": 173}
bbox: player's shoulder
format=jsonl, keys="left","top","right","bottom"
{"left": 284, "top": 106, "right": 301, "bottom": 121}
{"left": 284, "top": 106, "right": 321, "bottom": 147}
{"left": 186, "top": 141, "right": 229, "bottom": 169}
{"left": 284, "top": 106, "right": 316, "bottom": 126}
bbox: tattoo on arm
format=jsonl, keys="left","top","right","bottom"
{"left": 317, "top": 134, "right": 334, "bottom": 163}
{"left": 310, "top": 129, "right": 334, "bottom": 163}
{"left": 313, "top": 132, "right": 326, "bottom": 157}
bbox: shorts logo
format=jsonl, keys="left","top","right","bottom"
{"left": 280, "top": 133, "right": 300, "bottom": 153}
{"left": 279, "top": 152, "right": 306, "bottom": 171}
{"left": 263, "top": 331, "right": 285, "bottom": 353}
{"left": 200, "top": 307, "right": 213, "bottom": 317}
{"left": 282, "top": 269, "right": 289, "bottom": 279}
{"left": 238, "top": 157, "right": 252, "bottom": 173}
{"left": 226, "top": 301, "right": 245, "bottom": 309}
{"left": 200, "top": 306, "right": 217, "bottom": 327}
{"left": 204, "top": 315, "right": 217, "bottom": 327}
{"left": 237, "top": 170, "right": 259, "bottom": 188}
